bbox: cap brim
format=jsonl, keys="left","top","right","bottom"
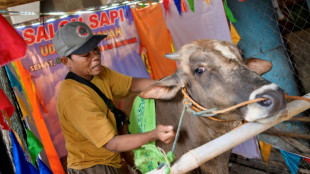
{"left": 71, "top": 35, "right": 107, "bottom": 55}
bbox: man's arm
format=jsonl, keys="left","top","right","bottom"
{"left": 130, "top": 78, "right": 158, "bottom": 93}
{"left": 104, "top": 125, "right": 174, "bottom": 152}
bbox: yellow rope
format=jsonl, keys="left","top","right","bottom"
{"left": 157, "top": 147, "right": 174, "bottom": 174}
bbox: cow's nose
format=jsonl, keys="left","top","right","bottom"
{"left": 255, "top": 89, "right": 285, "bottom": 112}
{"left": 244, "top": 83, "right": 286, "bottom": 123}
{"left": 257, "top": 97, "right": 272, "bottom": 107}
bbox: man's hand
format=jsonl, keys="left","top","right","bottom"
{"left": 104, "top": 124, "right": 175, "bottom": 152}
{"left": 154, "top": 125, "right": 175, "bottom": 144}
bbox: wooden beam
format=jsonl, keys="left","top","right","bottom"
{"left": 0, "top": 0, "right": 42, "bottom": 9}
{"left": 280, "top": 137, "right": 310, "bottom": 157}
{"left": 229, "top": 157, "right": 289, "bottom": 174}
{"left": 288, "top": 116, "right": 310, "bottom": 122}
{"left": 299, "top": 168, "right": 310, "bottom": 174}
{"left": 282, "top": 137, "right": 310, "bottom": 153}
{"left": 263, "top": 130, "right": 310, "bottom": 140}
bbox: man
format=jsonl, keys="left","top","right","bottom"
{"left": 53, "top": 21, "right": 175, "bottom": 174}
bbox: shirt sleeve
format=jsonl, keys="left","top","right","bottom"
{"left": 64, "top": 94, "right": 117, "bottom": 148}
{"left": 105, "top": 67, "right": 132, "bottom": 97}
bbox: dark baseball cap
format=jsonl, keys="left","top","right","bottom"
{"left": 52, "top": 21, "right": 107, "bottom": 57}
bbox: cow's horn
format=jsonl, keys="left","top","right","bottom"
{"left": 164, "top": 53, "right": 181, "bottom": 60}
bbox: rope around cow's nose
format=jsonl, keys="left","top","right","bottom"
{"left": 181, "top": 88, "right": 310, "bottom": 121}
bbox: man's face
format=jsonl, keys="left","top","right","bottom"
{"left": 65, "top": 47, "right": 102, "bottom": 80}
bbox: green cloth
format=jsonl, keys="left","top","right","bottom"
{"left": 129, "top": 96, "right": 156, "bottom": 135}
{"left": 129, "top": 96, "right": 175, "bottom": 174}
{"left": 223, "top": 1, "right": 237, "bottom": 23}
{"left": 26, "top": 128, "right": 43, "bottom": 164}
{"left": 188, "top": 0, "right": 195, "bottom": 12}
{"left": 129, "top": 96, "right": 157, "bottom": 173}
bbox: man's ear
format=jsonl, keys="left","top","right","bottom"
{"left": 60, "top": 57, "right": 69, "bottom": 66}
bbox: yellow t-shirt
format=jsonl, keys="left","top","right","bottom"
{"left": 57, "top": 66, "right": 132, "bottom": 169}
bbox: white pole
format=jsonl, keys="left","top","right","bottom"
{"left": 148, "top": 93, "right": 310, "bottom": 174}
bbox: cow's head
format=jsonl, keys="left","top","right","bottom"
{"left": 140, "top": 39, "right": 286, "bottom": 123}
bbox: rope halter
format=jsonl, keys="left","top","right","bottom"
{"left": 181, "top": 88, "right": 310, "bottom": 121}
{"left": 181, "top": 88, "right": 268, "bottom": 121}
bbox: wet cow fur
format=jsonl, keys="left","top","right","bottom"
{"left": 130, "top": 39, "right": 286, "bottom": 174}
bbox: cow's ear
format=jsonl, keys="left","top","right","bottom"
{"left": 244, "top": 58, "right": 272, "bottom": 75}
{"left": 140, "top": 75, "right": 182, "bottom": 100}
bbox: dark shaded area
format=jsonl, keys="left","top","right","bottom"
{"left": 0, "top": 131, "right": 14, "bottom": 174}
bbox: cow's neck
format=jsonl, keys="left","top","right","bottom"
{"left": 154, "top": 93, "right": 232, "bottom": 174}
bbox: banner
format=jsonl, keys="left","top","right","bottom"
{"left": 131, "top": 4, "right": 177, "bottom": 79}
{"left": 0, "top": 88, "right": 14, "bottom": 130}
{"left": 10, "top": 130, "right": 39, "bottom": 174}
{"left": 0, "top": 14, "right": 27, "bottom": 66}
{"left": 232, "top": 137, "right": 261, "bottom": 159}
{"left": 164, "top": 0, "right": 231, "bottom": 50}
{"left": 280, "top": 149, "right": 301, "bottom": 174}
{"left": 259, "top": 141, "right": 309, "bottom": 174}
{"left": 14, "top": 5, "right": 150, "bottom": 159}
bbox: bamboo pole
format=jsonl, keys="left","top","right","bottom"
{"left": 147, "top": 93, "right": 310, "bottom": 174}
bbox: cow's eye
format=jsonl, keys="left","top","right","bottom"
{"left": 194, "top": 67, "right": 206, "bottom": 75}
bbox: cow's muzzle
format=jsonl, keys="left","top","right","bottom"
{"left": 244, "top": 83, "right": 286, "bottom": 123}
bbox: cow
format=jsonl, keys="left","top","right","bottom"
{"left": 136, "top": 39, "right": 286, "bottom": 173}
